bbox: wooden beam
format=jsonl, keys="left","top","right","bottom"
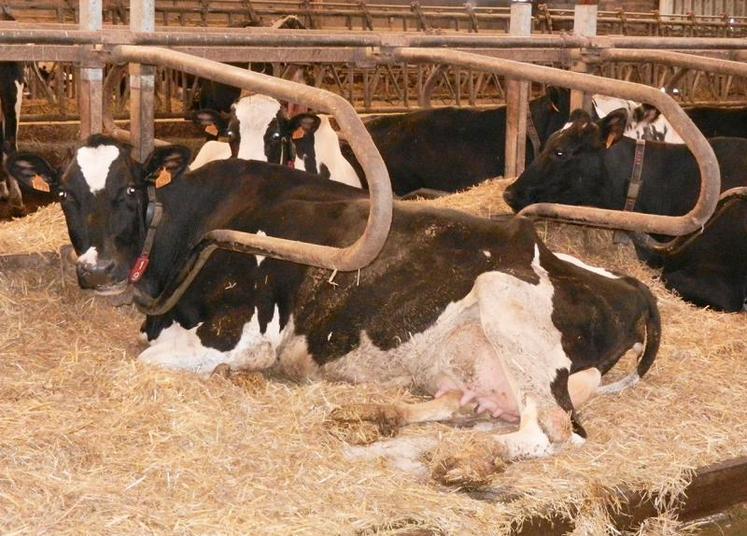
{"left": 504, "top": 0, "right": 531, "bottom": 179}
{"left": 78, "top": 0, "right": 102, "bottom": 138}
{"left": 129, "top": 0, "right": 155, "bottom": 162}
{"left": 571, "top": 0, "right": 597, "bottom": 113}
{"left": 515, "top": 456, "right": 747, "bottom": 535}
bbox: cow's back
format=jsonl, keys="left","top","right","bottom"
{"left": 363, "top": 107, "right": 507, "bottom": 195}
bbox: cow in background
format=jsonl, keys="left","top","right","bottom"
{"left": 0, "top": 6, "right": 25, "bottom": 213}
{"left": 191, "top": 94, "right": 361, "bottom": 187}
{"left": 504, "top": 108, "right": 747, "bottom": 312}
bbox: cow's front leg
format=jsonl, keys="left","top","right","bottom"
{"left": 137, "top": 315, "right": 278, "bottom": 376}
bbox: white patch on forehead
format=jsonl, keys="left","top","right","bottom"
{"left": 554, "top": 252, "right": 619, "bottom": 279}
{"left": 76, "top": 246, "right": 98, "bottom": 268}
{"left": 235, "top": 95, "right": 282, "bottom": 162}
{"left": 76, "top": 144, "right": 120, "bottom": 193}
{"left": 138, "top": 305, "right": 291, "bottom": 375}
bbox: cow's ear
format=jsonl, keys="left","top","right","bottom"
{"left": 5, "top": 153, "right": 58, "bottom": 192}
{"left": 634, "top": 103, "right": 661, "bottom": 124}
{"left": 288, "top": 113, "right": 321, "bottom": 139}
{"left": 190, "top": 109, "right": 228, "bottom": 138}
{"left": 142, "top": 145, "right": 191, "bottom": 189}
{"left": 598, "top": 108, "right": 628, "bottom": 148}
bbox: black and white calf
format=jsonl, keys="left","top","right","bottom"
{"left": 504, "top": 108, "right": 747, "bottom": 312}
{"left": 8, "top": 135, "right": 661, "bottom": 464}
{"left": 191, "top": 94, "right": 361, "bottom": 187}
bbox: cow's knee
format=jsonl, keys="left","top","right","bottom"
{"left": 538, "top": 405, "right": 573, "bottom": 444}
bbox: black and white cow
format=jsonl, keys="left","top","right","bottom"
{"left": 503, "top": 108, "right": 747, "bottom": 312}
{"left": 7, "top": 135, "right": 660, "bottom": 465}
{"left": 191, "top": 94, "right": 362, "bottom": 187}
{"left": 0, "top": 7, "right": 25, "bottom": 212}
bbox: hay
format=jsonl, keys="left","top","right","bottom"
{"left": 1, "top": 182, "right": 746, "bottom": 534}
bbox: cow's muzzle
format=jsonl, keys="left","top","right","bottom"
{"left": 76, "top": 259, "right": 128, "bottom": 295}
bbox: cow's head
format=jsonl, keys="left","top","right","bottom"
{"left": 5, "top": 136, "right": 191, "bottom": 294}
{"left": 503, "top": 108, "right": 627, "bottom": 212}
{"left": 193, "top": 94, "right": 303, "bottom": 167}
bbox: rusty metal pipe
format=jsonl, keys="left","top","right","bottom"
{"left": 110, "top": 45, "right": 392, "bottom": 275}
{"left": 390, "top": 47, "right": 721, "bottom": 237}
{"left": 596, "top": 49, "right": 747, "bottom": 78}
{"left": 632, "top": 187, "right": 747, "bottom": 257}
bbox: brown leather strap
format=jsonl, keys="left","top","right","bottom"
{"left": 526, "top": 109, "right": 541, "bottom": 162}
{"left": 624, "top": 139, "right": 647, "bottom": 212}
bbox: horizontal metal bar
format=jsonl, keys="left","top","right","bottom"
{"left": 597, "top": 48, "right": 747, "bottom": 78}
{"left": 390, "top": 47, "right": 720, "bottom": 237}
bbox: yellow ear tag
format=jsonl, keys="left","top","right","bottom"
{"left": 155, "top": 168, "right": 172, "bottom": 189}
{"left": 205, "top": 124, "right": 219, "bottom": 136}
{"left": 606, "top": 133, "right": 616, "bottom": 149}
{"left": 31, "top": 174, "right": 50, "bottom": 192}
{"left": 292, "top": 127, "right": 305, "bottom": 140}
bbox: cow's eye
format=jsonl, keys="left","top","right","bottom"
{"left": 555, "top": 150, "right": 566, "bottom": 158}
{"left": 271, "top": 132, "right": 281, "bottom": 140}
{"left": 57, "top": 190, "right": 67, "bottom": 201}
{"left": 126, "top": 186, "right": 137, "bottom": 196}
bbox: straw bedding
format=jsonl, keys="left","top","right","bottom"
{"left": 1, "top": 179, "right": 745, "bottom": 535}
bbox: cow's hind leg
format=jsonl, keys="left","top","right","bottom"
{"left": 473, "top": 271, "right": 580, "bottom": 460}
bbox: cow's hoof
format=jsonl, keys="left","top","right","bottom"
{"left": 328, "top": 403, "right": 404, "bottom": 444}
{"left": 427, "top": 438, "right": 507, "bottom": 490}
{"left": 210, "top": 365, "right": 267, "bottom": 392}
{"left": 10, "top": 204, "right": 26, "bottom": 218}
{"left": 211, "top": 363, "right": 231, "bottom": 378}
{"left": 327, "top": 420, "right": 383, "bottom": 445}
{"left": 230, "top": 370, "right": 267, "bottom": 392}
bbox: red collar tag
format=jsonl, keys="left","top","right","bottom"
{"left": 287, "top": 160, "right": 295, "bottom": 169}
{"left": 129, "top": 255, "right": 150, "bottom": 283}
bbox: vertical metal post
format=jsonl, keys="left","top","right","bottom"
{"left": 79, "top": 0, "right": 103, "bottom": 139}
{"left": 130, "top": 0, "right": 155, "bottom": 162}
{"left": 504, "top": 0, "right": 531, "bottom": 178}
{"left": 571, "top": 0, "right": 598, "bottom": 112}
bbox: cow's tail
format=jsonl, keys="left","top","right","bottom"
{"left": 597, "top": 280, "right": 661, "bottom": 396}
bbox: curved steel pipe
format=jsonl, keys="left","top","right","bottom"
{"left": 597, "top": 49, "right": 747, "bottom": 79}
{"left": 390, "top": 47, "right": 721, "bottom": 238}
{"left": 110, "top": 45, "right": 392, "bottom": 276}
{"left": 632, "top": 187, "right": 747, "bottom": 257}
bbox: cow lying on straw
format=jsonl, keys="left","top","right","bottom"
{"left": 7, "top": 136, "right": 660, "bottom": 482}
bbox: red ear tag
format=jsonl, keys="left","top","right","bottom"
{"left": 129, "top": 255, "right": 150, "bottom": 283}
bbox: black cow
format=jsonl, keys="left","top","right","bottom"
{"left": 190, "top": 16, "right": 308, "bottom": 115}
{"left": 341, "top": 87, "right": 571, "bottom": 196}
{"left": 7, "top": 135, "right": 660, "bottom": 471}
{"left": 504, "top": 108, "right": 747, "bottom": 312}
{"left": 684, "top": 106, "right": 747, "bottom": 139}
{"left": 0, "top": 7, "right": 25, "bottom": 212}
